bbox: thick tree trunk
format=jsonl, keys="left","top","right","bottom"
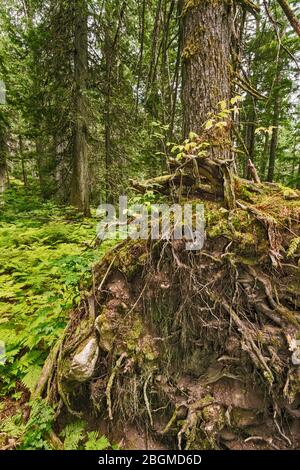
{"left": 70, "top": 0, "right": 90, "bottom": 216}
{"left": 182, "top": 0, "right": 232, "bottom": 154}
{"left": 104, "top": 27, "right": 113, "bottom": 204}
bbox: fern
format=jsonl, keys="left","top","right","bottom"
{"left": 21, "top": 365, "right": 42, "bottom": 393}
{"left": 287, "top": 237, "right": 300, "bottom": 258}
{"left": 0, "top": 183, "right": 115, "bottom": 398}
{"left": 61, "top": 420, "right": 85, "bottom": 450}
{"left": 1, "top": 413, "right": 25, "bottom": 439}
{"left": 84, "top": 432, "right": 111, "bottom": 450}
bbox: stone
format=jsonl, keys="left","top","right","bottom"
{"left": 68, "top": 336, "right": 99, "bottom": 382}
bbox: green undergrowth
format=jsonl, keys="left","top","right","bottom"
{"left": 0, "top": 181, "right": 115, "bottom": 399}
{"left": 0, "top": 398, "right": 117, "bottom": 450}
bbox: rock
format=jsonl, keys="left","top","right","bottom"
{"left": 213, "top": 378, "right": 264, "bottom": 410}
{"left": 220, "top": 429, "right": 236, "bottom": 442}
{"left": 68, "top": 336, "right": 99, "bottom": 382}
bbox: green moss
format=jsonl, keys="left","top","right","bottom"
{"left": 182, "top": 27, "right": 206, "bottom": 60}
{"left": 115, "top": 240, "right": 147, "bottom": 278}
{"left": 95, "top": 308, "right": 116, "bottom": 352}
{"left": 182, "top": 0, "right": 202, "bottom": 15}
{"left": 125, "top": 318, "right": 143, "bottom": 351}
{"left": 124, "top": 317, "right": 158, "bottom": 363}
{"left": 238, "top": 185, "right": 256, "bottom": 203}
{"left": 182, "top": 39, "right": 200, "bottom": 60}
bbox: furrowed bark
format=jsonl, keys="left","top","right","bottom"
{"left": 182, "top": 0, "right": 233, "bottom": 159}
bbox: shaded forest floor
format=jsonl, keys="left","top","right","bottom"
{"left": 1, "top": 178, "right": 300, "bottom": 450}
{"left": 0, "top": 181, "right": 116, "bottom": 449}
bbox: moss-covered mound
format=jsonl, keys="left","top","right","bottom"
{"left": 35, "top": 181, "right": 300, "bottom": 450}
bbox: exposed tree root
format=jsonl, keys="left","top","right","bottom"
{"left": 35, "top": 161, "right": 300, "bottom": 450}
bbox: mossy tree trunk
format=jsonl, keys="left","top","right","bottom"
{"left": 182, "top": 0, "right": 233, "bottom": 159}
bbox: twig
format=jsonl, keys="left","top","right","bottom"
{"left": 143, "top": 373, "right": 153, "bottom": 427}
{"left": 98, "top": 256, "right": 116, "bottom": 292}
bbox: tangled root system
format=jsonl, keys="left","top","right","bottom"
{"left": 35, "top": 181, "right": 300, "bottom": 450}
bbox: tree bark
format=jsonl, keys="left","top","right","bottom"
{"left": 260, "top": 132, "right": 270, "bottom": 180}
{"left": 104, "top": 26, "right": 113, "bottom": 204}
{"left": 182, "top": 0, "right": 233, "bottom": 151}
{"left": 70, "top": 0, "right": 90, "bottom": 216}
{"left": 0, "top": 149, "right": 6, "bottom": 201}
{"left": 19, "top": 135, "right": 27, "bottom": 187}
{"left": 0, "top": 122, "right": 7, "bottom": 202}
{"left": 277, "top": 0, "right": 300, "bottom": 37}
{"left": 244, "top": 98, "right": 257, "bottom": 178}
{"left": 267, "top": 93, "right": 280, "bottom": 183}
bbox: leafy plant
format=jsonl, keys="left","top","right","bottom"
{"left": 84, "top": 432, "right": 112, "bottom": 450}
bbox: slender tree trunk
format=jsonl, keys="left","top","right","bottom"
{"left": 245, "top": 100, "right": 257, "bottom": 178}
{"left": 0, "top": 123, "right": 7, "bottom": 203}
{"left": 170, "top": 0, "right": 183, "bottom": 139}
{"left": 182, "top": 0, "right": 233, "bottom": 152}
{"left": 19, "top": 135, "right": 27, "bottom": 187}
{"left": 260, "top": 132, "right": 270, "bottom": 181}
{"left": 267, "top": 93, "right": 280, "bottom": 182}
{"left": 0, "top": 149, "right": 6, "bottom": 202}
{"left": 70, "top": 0, "right": 90, "bottom": 216}
{"left": 297, "top": 160, "right": 300, "bottom": 190}
{"left": 277, "top": 0, "right": 300, "bottom": 37}
{"left": 135, "top": 0, "right": 146, "bottom": 114}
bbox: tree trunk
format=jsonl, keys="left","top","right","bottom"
{"left": 267, "top": 93, "right": 280, "bottom": 183}
{"left": 182, "top": 0, "right": 232, "bottom": 152}
{"left": 0, "top": 156, "right": 6, "bottom": 202}
{"left": 19, "top": 135, "right": 27, "bottom": 187}
{"left": 104, "top": 26, "right": 113, "bottom": 204}
{"left": 244, "top": 99, "right": 256, "bottom": 179}
{"left": 260, "top": 132, "right": 270, "bottom": 181}
{"left": 70, "top": 0, "right": 90, "bottom": 216}
{"left": 0, "top": 124, "right": 7, "bottom": 203}
{"left": 277, "top": 0, "right": 300, "bottom": 38}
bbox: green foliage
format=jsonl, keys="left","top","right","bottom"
{"left": 60, "top": 420, "right": 85, "bottom": 450}
{"left": 20, "top": 399, "right": 55, "bottom": 450}
{"left": 0, "top": 183, "right": 115, "bottom": 397}
{"left": 60, "top": 421, "right": 116, "bottom": 450}
{"left": 2, "top": 401, "right": 116, "bottom": 450}
{"left": 1, "top": 399, "right": 55, "bottom": 450}
{"left": 84, "top": 432, "right": 112, "bottom": 451}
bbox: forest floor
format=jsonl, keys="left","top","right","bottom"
{"left": 1, "top": 178, "right": 300, "bottom": 451}
{"left": 0, "top": 180, "right": 116, "bottom": 449}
